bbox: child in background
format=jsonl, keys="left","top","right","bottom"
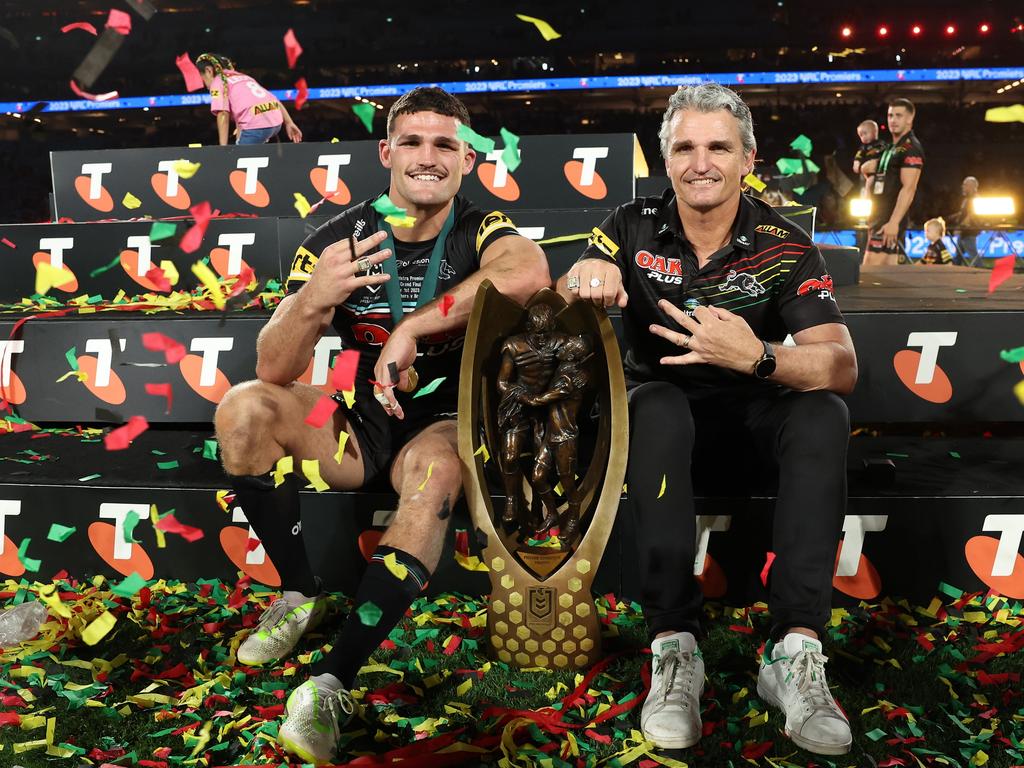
{"left": 197, "top": 53, "right": 302, "bottom": 145}
{"left": 921, "top": 217, "right": 954, "bottom": 265}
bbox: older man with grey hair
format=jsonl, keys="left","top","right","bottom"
{"left": 558, "top": 83, "right": 857, "bottom": 756}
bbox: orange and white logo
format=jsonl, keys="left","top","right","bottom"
{"left": 832, "top": 515, "right": 886, "bottom": 599}
{"left": 32, "top": 237, "right": 79, "bottom": 293}
{"left": 179, "top": 337, "right": 233, "bottom": 403}
{"left": 77, "top": 337, "right": 127, "bottom": 405}
{"left": 151, "top": 160, "right": 192, "bottom": 210}
{"left": 694, "top": 515, "right": 729, "bottom": 598}
{"left": 220, "top": 505, "right": 281, "bottom": 586}
{"left": 0, "top": 500, "right": 25, "bottom": 577}
{"left": 75, "top": 162, "right": 114, "bottom": 212}
{"left": 893, "top": 331, "right": 956, "bottom": 403}
{"left": 209, "top": 232, "right": 255, "bottom": 279}
{"left": 309, "top": 154, "right": 352, "bottom": 207}
{"left": 120, "top": 235, "right": 168, "bottom": 291}
{"left": 88, "top": 502, "right": 154, "bottom": 579}
{"left": 563, "top": 147, "right": 609, "bottom": 200}
{"left": 966, "top": 514, "right": 1024, "bottom": 599}
{"left": 477, "top": 149, "right": 521, "bottom": 202}
{"left": 0, "top": 340, "right": 26, "bottom": 406}
{"left": 296, "top": 336, "right": 344, "bottom": 395}
{"left": 230, "top": 157, "right": 270, "bottom": 207}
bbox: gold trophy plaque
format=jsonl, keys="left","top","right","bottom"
{"left": 458, "top": 283, "right": 627, "bottom": 669}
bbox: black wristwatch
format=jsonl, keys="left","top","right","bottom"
{"left": 753, "top": 340, "right": 776, "bottom": 380}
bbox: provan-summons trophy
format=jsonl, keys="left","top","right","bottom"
{"left": 458, "top": 283, "right": 627, "bottom": 669}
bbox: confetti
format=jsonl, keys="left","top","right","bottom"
{"left": 121, "top": 192, "right": 141, "bottom": 209}
{"left": 473, "top": 443, "right": 490, "bottom": 463}
{"left": 191, "top": 260, "right": 225, "bottom": 309}
{"left": 455, "top": 123, "right": 495, "bottom": 153}
{"left": 357, "top": 600, "right": 382, "bottom": 626}
{"left": 301, "top": 458, "right": 330, "bottom": 492}
{"left": 141, "top": 332, "right": 186, "bottom": 363}
{"left": 293, "top": 192, "right": 312, "bottom": 218}
{"left": 372, "top": 193, "right": 407, "bottom": 218}
{"left": 418, "top": 461, "right": 434, "bottom": 491}
{"left": 171, "top": 158, "right": 201, "bottom": 178}
{"left": 499, "top": 127, "right": 521, "bottom": 172}
{"left": 385, "top": 214, "right": 417, "bottom": 228}
{"left": 149, "top": 221, "right": 178, "bottom": 241}
{"left": 412, "top": 376, "right": 446, "bottom": 399}
{"left": 999, "top": 346, "right": 1024, "bottom": 363}
{"left": 283, "top": 28, "right": 303, "bottom": 68}
{"left": 1, "top": 237, "right": 14, "bottom": 248}
{"left": 989, "top": 255, "right": 1016, "bottom": 293}
{"left": 156, "top": 459, "right": 179, "bottom": 470}
{"left": 159, "top": 259, "right": 180, "bottom": 286}
{"left": 984, "top": 104, "right": 1024, "bottom": 123}
{"left": 383, "top": 552, "right": 408, "bottom": 581}
{"left": 61, "top": 21, "right": 98, "bottom": 35}
{"left": 180, "top": 200, "right": 213, "bottom": 254}
{"left": 304, "top": 395, "right": 338, "bottom": 428}
{"left": 105, "top": 9, "right": 132, "bottom": 35}
{"left": 69, "top": 79, "right": 119, "bottom": 102}
{"left": 352, "top": 102, "right": 376, "bottom": 132}
{"left": 111, "top": 572, "right": 148, "bottom": 598}
{"left": 122, "top": 509, "right": 142, "bottom": 543}
{"left": 273, "top": 455, "right": 294, "bottom": 486}
{"left": 515, "top": 13, "right": 561, "bottom": 41}
{"left": 334, "top": 430, "right": 350, "bottom": 463}
{"left": 88, "top": 253, "right": 122, "bottom": 278}
{"left": 440, "top": 294, "right": 455, "bottom": 316}
{"left": 34, "top": 261, "right": 75, "bottom": 296}
{"left": 144, "top": 265, "right": 172, "bottom": 292}
{"left": 154, "top": 513, "right": 204, "bottom": 542}
{"left": 81, "top": 610, "right": 116, "bottom": 645}
{"left": 743, "top": 172, "right": 767, "bottom": 193}
{"left": 294, "top": 76, "right": 308, "bottom": 111}
{"left": 176, "top": 52, "right": 204, "bottom": 91}
{"left": 789, "top": 134, "right": 813, "bottom": 157}
{"left": 104, "top": 415, "right": 149, "bottom": 451}
{"left": 17, "top": 537, "right": 41, "bottom": 573}
{"left": 331, "top": 349, "right": 360, "bottom": 392}
{"left": 47, "top": 523, "right": 76, "bottom": 542}
{"left": 202, "top": 439, "right": 218, "bottom": 460}
{"left": 657, "top": 474, "right": 666, "bottom": 498}
{"left": 1014, "top": 380, "right": 1024, "bottom": 406}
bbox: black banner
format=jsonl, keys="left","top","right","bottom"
{"left": 50, "top": 136, "right": 642, "bottom": 221}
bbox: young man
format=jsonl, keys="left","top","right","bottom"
{"left": 197, "top": 53, "right": 302, "bottom": 145}
{"left": 559, "top": 83, "right": 858, "bottom": 756}
{"left": 863, "top": 98, "right": 924, "bottom": 265}
{"left": 214, "top": 86, "right": 550, "bottom": 764}
{"left": 852, "top": 119, "right": 885, "bottom": 196}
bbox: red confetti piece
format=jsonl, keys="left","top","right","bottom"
{"left": 175, "top": 52, "right": 204, "bottom": 92}
{"left": 144, "top": 265, "right": 172, "bottom": 292}
{"left": 105, "top": 8, "right": 132, "bottom": 34}
{"left": 440, "top": 294, "right": 455, "bottom": 316}
{"left": 226, "top": 264, "right": 256, "bottom": 299}
{"left": 294, "top": 77, "right": 308, "bottom": 111}
{"left": 104, "top": 415, "right": 149, "bottom": 451}
{"left": 989, "top": 255, "right": 1015, "bottom": 293}
{"left": 728, "top": 624, "right": 754, "bottom": 634}
{"left": 741, "top": 741, "right": 774, "bottom": 760}
{"left": 245, "top": 537, "right": 261, "bottom": 552}
{"left": 331, "top": 349, "right": 360, "bottom": 392}
{"left": 283, "top": 28, "right": 303, "bottom": 69}
{"left": 254, "top": 704, "right": 284, "bottom": 719}
{"left": 144, "top": 383, "right": 173, "bottom": 414}
{"left": 69, "top": 79, "right": 119, "bottom": 102}
{"left": 304, "top": 394, "right": 338, "bottom": 428}
{"left": 179, "top": 201, "right": 212, "bottom": 254}
{"left": 760, "top": 551, "right": 776, "bottom": 587}
{"left": 1, "top": 237, "right": 14, "bottom": 248}
{"left": 61, "top": 21, "right": 97, "bottom": 35}
{"left": 141, "top": 332, "right": 187, "bottom": 364}
{"left": 154, "top": 513, "right": 204, "bottom": 542}
{"left": 0, "top": 712, "right": 20, "bottom": 726}
{"left": 443, "top": 635, "right": 462, "bottom": 655}
{"left": 584, "top": 729, "right": 611, "bottom": 744}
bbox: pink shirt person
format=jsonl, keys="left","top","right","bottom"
{"left": 209, "top": 71, "right": 283, "bottom": 131}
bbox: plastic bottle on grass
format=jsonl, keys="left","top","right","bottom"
{"left": 0, "top": 601, "right": 48, "bottom": 645}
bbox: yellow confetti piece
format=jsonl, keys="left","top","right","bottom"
{"left": 150, "top": 503, "right": 166, "bottom": 548}
{"left": 985, "top": 104, "right": 1024, "bottom": 123}
{"left": 385, "top": 214, "right": 417, "bottom": 228}
{"left": 383, "top": 551, "right": 408, "bottom": 581}
{"left": 191, "top": 260, "right": 225, "bottom": 309}
{"left": 341, "top": 387, "right": 356, "bottom": 409}
{"left": 34, "top": 261, "right": 75, "bottom": 296}
{"left": 122, "top": 191, "right": 142, "bottom": 209}
{"left": 748, "top": 709, "right": 769, "bottom": 727}
{"left": 55, "top": 369, "right": 89, "bottom": 384}
{"left": 13, "top": 739, "right": 47, "bottom": 753}
{"left": 454, "top": 552, "right": 489, "bottom": 572}
{"left": 731, "top": 686, "right": 748, "bottom": 703}
{"left": 418, "top": 461, "right": 434, "bottom": 491}
{"left": 294, "top": 192, "right": 312, "bottom": 218}
{"left": 188, "top": 720, "right": 212, "bottom": 758}
{"left": 515, "top": 12, "right": 561, "bottom": 41}
{"left": 37, "top": 584, "right": 72, "bottom": 619}
{"left": 19, "top": 714, "right": 47, "bottom": 730}
{"left": 743, "top": 172, "right": 767, "bottom": 193}
{"left": 657, "top": 474, "right": 666, "bottom": 498}
{"left": 473, "top": 443, "right": 490, "bottom": 463}
{"left": 188, "top": 142, "right": 202, "bottom": 148}
{"left": 159, "top": 259, "right": 180, "bottom": 286}
{"left": 334, "top": 430, "right": 350, "bottom": 464}
{"left": 273, "top": 455, "right": 294, "bottom": 487}
{"left": 456, "top": 678, "right": 473, "bottom": 697}
{"left": 81, "top": 610, "right": 116, "bottom": 646}
{"left": 330, "top": 137, "right": 340, "bottom": 143}
{"left": 301, "top": 458, "right": 330, "bottom": 492}
{"left": 1014, "top": 380, "right": 1024, "bottom": 406}
{"left": 172, "top": 158, "right": 202, "bottom": 178}
{"left": 970, "top": 750, "right": 989, "bottom": 766}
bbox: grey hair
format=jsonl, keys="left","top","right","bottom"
{"left": 658, "top": 83, "right": 756, "bottom": 159}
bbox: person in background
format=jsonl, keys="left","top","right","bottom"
{"left": 947, "top": 176, "right": 979, "bottom": 265}
{"left": 197, "top": 53, "right": 303, "bottom": 145}
{"left": 852, "top": 119, "right": 885, "bottom": 196}
{"left": 921, "top": 217, "right": 954, "bottom": 265}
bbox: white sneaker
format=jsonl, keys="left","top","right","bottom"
{"left": 279, "top": 678, "right": 356, "bottom": 765}
{"left": 640, "top": 631, "right": 704, "bottom": 749}
{"left": 237, "top": 588, "right": 327, "bottom": 666}
{"left": 757, "top": 633, "right": 852, "bottom": 755}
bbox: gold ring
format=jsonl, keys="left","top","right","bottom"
{"left": 682, "top": 335, "right": 691, "bottom": 349}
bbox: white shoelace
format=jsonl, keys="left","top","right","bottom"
{"left": 653, "top": 650, "right": 698, "bottom": 709}
{"left": 321, "top": 688, "right": 356, "bottom": 741}
{"left": 256, "top": 598, "right": 293, "bottom": 632}
{"left": 787, "top": 649, "right": 838, "bottom": 712}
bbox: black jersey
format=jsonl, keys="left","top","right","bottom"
{"left": 579, "top": 190, "right": 846, "bottom": 398}
{"left": 854, "top": 139, "right": 885, "bottom": 169}
{"left": 869, "top": 131, "right": 924, "bottom": 226}
{"left": 286, "top": 195, "right": 520, "bottom": 419}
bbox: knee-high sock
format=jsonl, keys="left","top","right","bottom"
{"left": 231, "top": 472, "right": 318, "bottom": 596}
{"left": 312, "top": 545, "right": 428, "bottom": 687}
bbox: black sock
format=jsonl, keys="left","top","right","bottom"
{"left": 312, "top": 545, "right": 428, "bottom": 687}
{"left": 231, "top": 472, "right": 318, "bottom": 596}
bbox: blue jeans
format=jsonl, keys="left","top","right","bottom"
{"left": 236, "top": 125, "right": 281, "bottom": 144}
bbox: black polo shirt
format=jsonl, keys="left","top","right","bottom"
{"left": 579, "top": 190, "right": 846, "bottom": 398}
{"left": 869, "top": 130, "right": 925, "bottom": 227}
{"left": 854, "top": 139, "right": 885, "bottom": 170}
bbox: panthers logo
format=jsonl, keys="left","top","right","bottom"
{"left": 718, "top": 269, "right": 766, "bottom": 298}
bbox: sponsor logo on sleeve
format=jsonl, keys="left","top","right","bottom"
{"left": 754, "top": 224, "right": 790, "bottom": 239}
{"left": 475, "top": 211, "right": 517, "bottom": 253}
{"left": 588, "top": 227, "right": 619, "bottom": 259}
{"left": 288, "top": 245, "right": 318, "bottom": 283}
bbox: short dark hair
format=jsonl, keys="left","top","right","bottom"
{"left": 386, "top": 87, "right": 471, "bottom": 137}
{"left": 888, "top": 97, "right": 915, "bottom": 114}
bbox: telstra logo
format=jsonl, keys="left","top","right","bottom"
{"left": 563, "top": 147, "right": 609, "bottom": 200}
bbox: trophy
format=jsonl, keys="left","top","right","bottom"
{"left": 458, "top": 283, "right": 627, "bottom": 669}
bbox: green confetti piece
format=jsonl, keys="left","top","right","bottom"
{"left": 866, "top": 728, "right": 888, "bottom": 741}
{"left": 357, "top": 600, "right": 382, "bottom": 626}
{"left": 78, "top": 473, "right": 101, "bottom": 482}
{"left": 792, "top": 186, "right": 807, "bottom": 196}
{"left": 65, "top": 346, "right": 79, "bottom": 371}
{"left": 149, "top": 221, "right": 178, "bottom": 241}
{"left": 123, "top": 510, "right": 142, "bottom": 544}
{"left": 17, "top": 537, "right": 40, "bottom": 573}
{"left": 157, "top": 460, "right": 180, "bottom": 470}
{"left": 352, "top": 102, "right": 375, "bottom": 133}
{"left": 999, "top": 346, "right": 1024, "bottom": 363}
{"left": 89, "top": 253, "right": 123, "bottom": 278}
{"left": 412, "top": 376, "right": 446, "bottom": 399}
{"left": 371, "top": 193, "right": 407, "bottom": 218}
{"left": 939, "top": 581, "right": 964, "bottom": 599}
{"left": 47, "top": 523, "right": 76, "bottom": 542}
{"left": 500, "top": 127, "right": 521, "bottom": 172}
{"left": 955, "top": 288, "right": 968, "bottom": 293}
{"left": 790, "top": 134, "right": 813, "bottom": 158}
{"left": 111, "top": 572, "right": 149, "bottom": 598}
{"left": 202, "top": 439, "right": 219, "bottom": 460}
{"left": 455, "top": 123, "right": 495, "bottom": 153}
{"left": 886, "top": 452, "right": 909, "bottom": 458}
{"left": 949, "top": 451, "right": 961, "bottom": 459}
{"left": 151, "top": 449, "right": 167, "bottom": 456}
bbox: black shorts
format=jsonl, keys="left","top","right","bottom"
{"left": 866, "top": 223, "right": 906, "bottom": 254}
{"left": 330, "top": 391, "right": 456, "bottom": 487}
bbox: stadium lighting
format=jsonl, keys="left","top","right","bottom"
{"left": 972, "top": 196, "right": 1016, "bottom": 218}
{"left": 945, "top": 24, "right": 956, "bottom": 36}
{"left": 840, "top": 25, "right": 853, "bottom": 38}
{"left": 911, "top": 24, "right": 922, "bottom": 36}
{"left": 849, "top": 198, "right": 873, "bottom": 220}
{"left": 979, "top": 22, "right": 990, "bottom": 33}
{"left": 878, "top": 25, "right": 889, "bottom": 37}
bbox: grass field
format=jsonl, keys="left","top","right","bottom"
{"left": 1, "top": 577, "right": 1022, "bottom": 768}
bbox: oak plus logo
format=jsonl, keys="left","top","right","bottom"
{"left": 209, "top": 232, "right": 255, "bottom": 279}
{"left": 120, "top": 235, "right": 168, "bottom": 292}
{"left": 77, "top": 336, "right": 128, "bottom": 405}
{"left": 966, "top": 515, "right": 1024, "bottom": 599}
{"left": 179, "top": 337, "right": 233, "bottom": 403}
{"left": 563, "top": 147, "right": 609, "bottom": 200}
{"left": 151, "top": 160, "right": 192, "bottom": 209}
{"left": 477, "top": 149, "right": 520, "bottom": 202}
{"left": 75, "top": 162, "right": 114, "bottom": 212}
{"left": 309, "top": 154, "right": 352, "bottom": 207}
{"left": 893, "top": 331, "right": 956, "bottom": 403}
{"left": 296, "top": 336, "right": 344, "bottom": 395}
{"left": 230, "top": 156, "right": 271, "bottom": 207}
{"left": 832, "top": 515, "right": 886, "bottom": 599}
{"left": 88, "top": 502, "right": 155, "bottom": 578}
{"left": 220, "top": 504, "right": 281, "bottom": 586}
{"left": 0, "top": 340, "right": 26, "bottom": 405}
{"left": 33, "top": 237, "right": 79, "bottom": 292}
{"left": 0, "top": 500, "right": 24, "bottom": 577}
